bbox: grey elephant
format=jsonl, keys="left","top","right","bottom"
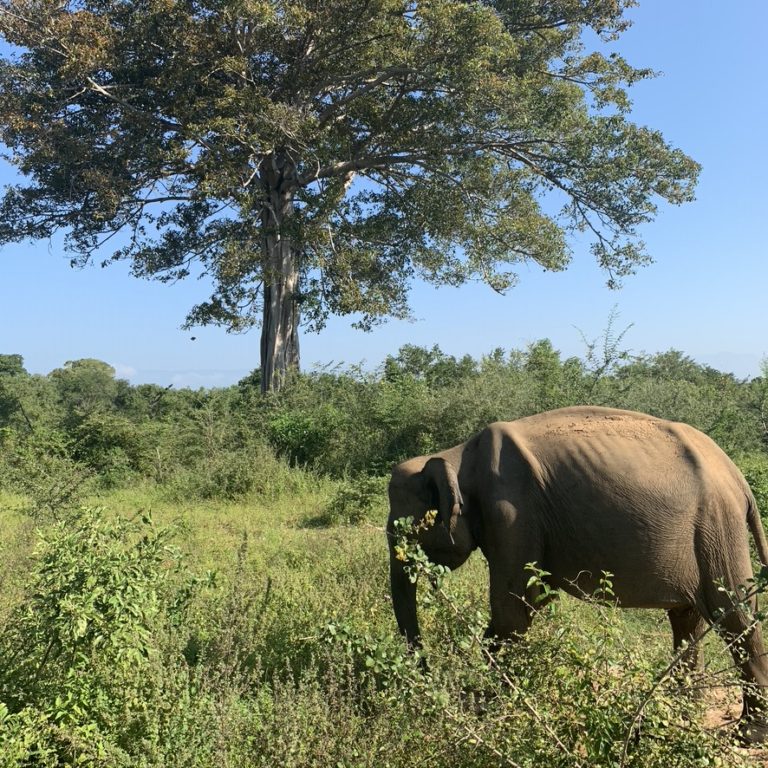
{"left": 386, "top": 406, "right": 768, "bottom": 742}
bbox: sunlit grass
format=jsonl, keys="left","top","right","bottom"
{"left": 0, "top": 483, "right": 759, "bottom": 766}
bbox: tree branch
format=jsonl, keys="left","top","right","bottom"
{"left": 315, "top": 65, "right": 413, "bottom": 128}
{"left": 85, "top": 77, "right": 184, "bottom": 133}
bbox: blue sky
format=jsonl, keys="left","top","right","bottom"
{"left": 1, "top": 1, "right": 766, "bottom": 387}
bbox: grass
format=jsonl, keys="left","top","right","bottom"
{"left": 0, "top": 482, "right": 762, "bottom": 767}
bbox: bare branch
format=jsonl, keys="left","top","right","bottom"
{"left": 315, "top": 65, "right": 412, "bottom": 128}
{"left": 85, "top": 77, "right": 183, "bottom": 133}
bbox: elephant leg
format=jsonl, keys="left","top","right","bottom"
{"left": 485, "top": 566, "right": 534, "bottom": 651}
{"left": 668, "top": 606, "right": 706, "bottom": 674}
{"left": 720, "top": 613, "right": 768, "bottom": 743}
{"left": 482, "top": 499, "right": 540, "bottom": 648}
{"left": 702, "top": 584, "right": 768, "bottom": 743}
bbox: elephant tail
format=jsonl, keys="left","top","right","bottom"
{"left": 746, "top": 489, "right": 768, "bottom": 569}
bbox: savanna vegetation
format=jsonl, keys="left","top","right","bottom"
{"left": 1, "top": 340, "right": 768, "bottom": 766}
{"left": 0, "top": 1, "right": 749, "bottom": 763}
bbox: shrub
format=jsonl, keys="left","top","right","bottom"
{"left": 69, "top": 412, "right": 153, "bottom": 487}
{"left": 0, "top": 507, "right": 208, "bottom": 764}
{"left": 160, "top": 441, "right": 305, "bottom": 502}
{"left": 267, "top": 404, "right": 345, "bottom": 468}
{"left": 0, "top": 428, "right": 94, "bottom": 519}
{"left": 739, "top": 453, "right": 768, "bottom": 518}
{"left": 312, "top": 476, "right": 389, "bottom": 526}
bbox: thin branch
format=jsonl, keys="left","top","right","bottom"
{"left": 315, "top": 65, "right": 412, "bottom": 128}
{"left": 299, "top": 138, "right": 566, "bottom": 187}
{"left": 85, "top": 77, "right": 184, "bottom": 133}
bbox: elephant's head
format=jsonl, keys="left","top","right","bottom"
{"left": 386, "top": 455, "right": 477, "bottom": 647}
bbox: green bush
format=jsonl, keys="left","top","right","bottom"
{"left": 739, "top": 453, "right": 768, "bottom": 517}
{"left": 0, "top": 428, "right": 94, "bottom": 519}
{"left": 0, "top": 703, "right": 59, "bottom": 768}
{"left": 267, "top": 404, "right": 345, "bottom": 468}
{"left": 0, "top": 506, "right": 230, "bottom": 766}
{"left": 310, "top": 476, "right": 389, "bottom": 526}
{"left": 1, "top": 508, "right": 178, "bottom": 704}
{"left": 3, "top": 343, "right": 767, "bottom": 499}
{"left": 70, "top": 412, "right": 158, "bottom": 483}
{"left": 160, "top": 441, "right": 306, "bottom": 502}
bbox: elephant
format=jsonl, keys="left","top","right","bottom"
{"left": 386, "top": 406, "right": 768, "bottom": 742}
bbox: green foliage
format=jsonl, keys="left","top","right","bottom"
{"left": 267, "top": 405, "right": 344, "bottom": 468}
{"left": 0, "top": 506, "right": 211, "bottom": 765}
{"left": 0, "top": 703, "right": 59, "bottom": 768}
{"left": 2, "top": 342, "right": 767, "bottom": 504}
{"left": 161, "top": 440, "right": 304, "bottom": 503}
{"left": 49, "top": 359, "right": 123, "bottom": 419}
{"left": 739, "top": 454, "right": 768, "bottom": 517}
{"left": 0, "top": 354, "right": 25, "bottom": 377}
{"left": 0, "top": 427, "right": 94, "bottom": 519}
{"left": 1, "top": 508, "right": 175, "bottom": 696}
{"left": 321, "top": 620, "right": 418, "bottom": 682}
{"left": 0, "top": 0, "right": 698, "bottom": 389}
{"left": 68, "top": 412, "right": 152, "bottom": 488}
{"left": 0, "top": 356, "right": 29, "bottom": 431}
{"left": 314, "top": 476, "right": 389, "bottom": 527}
{"left": 384, "top": 345, "right": 478, "bottom": 388}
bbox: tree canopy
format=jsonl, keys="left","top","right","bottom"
{"left": 0, "top": 0, "right": 699, "bottom": 390}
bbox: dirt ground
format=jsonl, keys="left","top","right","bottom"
{"left": 703, "top": 686, "right": 768, "bottom": 765}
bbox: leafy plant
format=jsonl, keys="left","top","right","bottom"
{"left": 0, "top": 506, "right": 207, "bottom": 763}
{"left": 739, "top": 454, "right": 768, "bottom": 516}
{"left": 314, "top": 476, "right": 389, "bottom": 527}
{"left": 0, "top": 428, "right": 94, "bottom": 520}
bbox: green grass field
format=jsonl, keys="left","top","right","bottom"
{"left": 2, "top": 344, "right": 768, "bottom": 764}
{"left": 2, "top": 480, "right": 764, "bottom": 767}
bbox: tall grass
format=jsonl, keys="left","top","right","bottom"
{"left": 1, "top": 343, "right": 767, "bottom": 764}
{"left": 0, "top": 482, "right": 762, "bottom": 767}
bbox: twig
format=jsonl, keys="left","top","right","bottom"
{"left": 619, "top": 583, "right": 767, "bottom": 767}
{"left": 436, "top": 586, "right": 584, "bottom": 768}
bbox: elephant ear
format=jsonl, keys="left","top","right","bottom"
{"left": 420, "top": 457, "right": 463, "bottom": 536}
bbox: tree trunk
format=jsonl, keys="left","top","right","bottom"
{"left": 259, "top": 152, "right": 301, "bottom": 393}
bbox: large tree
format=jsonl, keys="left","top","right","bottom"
{"left": 0, "top": 0, "right": 699, "bottom": 391}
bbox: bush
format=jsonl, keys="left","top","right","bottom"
{"left": 160, "top": 441, "right": 306, "bottom": 502}
{"left": 0, "top": 506, "right": 230, "bottom": 766}
{"left": 309, "top": 476, "right": 389, "bottom": 526}
{"left": 1, "top": 508, "right": 178, "bottom": 704}
{"left": 0, "top": 428, "right": 94, "bottom": 519}
{"left": 739, "top": 453, "right": 768, "bottom": 518}
{"left": 267, "top": 404, "right": 345, "bottom": 468}
{"left": 69, "top": 413, "right": 153, "bottom": 487}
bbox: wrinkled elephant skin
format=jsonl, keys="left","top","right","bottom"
{"left": 387, "top": 406, "right": 768, "bottom": 743}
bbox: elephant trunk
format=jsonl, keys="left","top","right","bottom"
{"left": 389, "top": 549, "right": 421, "bottom": 649}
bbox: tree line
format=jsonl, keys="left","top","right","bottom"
{"left": 1, "top": 343, "right": 766, "bottom": 507}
